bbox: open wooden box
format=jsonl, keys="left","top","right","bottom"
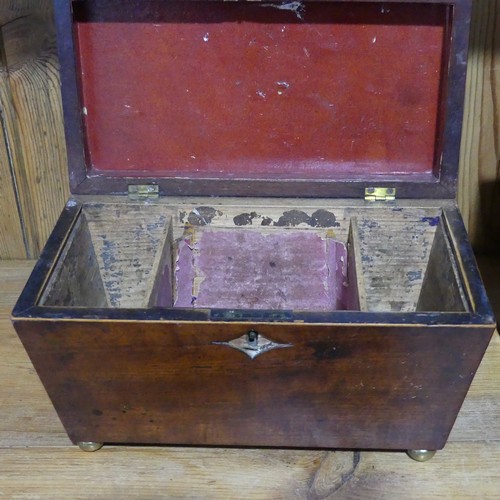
{"left": 12, "top": 0, "right": 496, "bottom": 460}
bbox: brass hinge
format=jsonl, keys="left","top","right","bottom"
{"left": 364, "top": 187, "right": 396, "bottom": 202}
{"left": 127, "top": 184, "right": 160, "bottom": 199}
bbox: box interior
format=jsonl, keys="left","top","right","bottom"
{"left": 38, "top": 202, "right": 469, "bottom": 313}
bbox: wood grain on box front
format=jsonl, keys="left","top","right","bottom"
{"left": 0, "top": 0, "right": 68, "bottom": 259}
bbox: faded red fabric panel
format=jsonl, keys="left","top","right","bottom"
{"left": 75, "top": 2, "right": 446, "bottom": 179}
{"left": 173, "top": 229, "right": 349, "bottom": 311}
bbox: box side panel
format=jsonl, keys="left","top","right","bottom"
{"left": 14, "top": 319, "right": 494, "bottom": 451}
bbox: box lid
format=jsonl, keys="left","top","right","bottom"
{"left": 56, "top": 0, "right": 471, "bottom": 199}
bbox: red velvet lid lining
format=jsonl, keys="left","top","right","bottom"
{"left": 74, "top": 1, "right": 449, "bottom": 181}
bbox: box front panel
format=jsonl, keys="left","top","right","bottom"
{"left": 14, "top": 319, "right": 493, "bottom": 450}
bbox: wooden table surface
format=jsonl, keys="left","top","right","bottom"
{"left": 1, "top": 259, "right": 499, "bottom": 499}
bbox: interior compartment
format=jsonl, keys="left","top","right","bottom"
{"left": 173, "top": 225, "right": 360, "bottom": 311}
{"left": 38, "top": 213, "right": 107, "bottom": 308}
{"left": 39, "top": 202, "right": 469, "bottom": 313}
{"left": 417, "top": 219, "right": 470, "bottom": 312}
{"left": 40, "top": 204, "right": 173, "bottom": 308}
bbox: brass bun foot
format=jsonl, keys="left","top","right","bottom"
{"left": 406, "top": 449, "right": 436, "bottom": 462}
{"left": 77, "top": 442, "right": 104, "bottom": 452}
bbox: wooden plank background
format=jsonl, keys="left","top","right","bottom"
{"left": 0, "top": 0, "right": 69, "bottom": 259}
{"left": 459, "top": 0, "right": 500, "bottom": 252}
{"left": 0, "top": 0, "right": 499, "bottom": 258}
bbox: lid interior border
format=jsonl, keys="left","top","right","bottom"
{"left": 55, "top": 0, "right": 472, "bottom": 199}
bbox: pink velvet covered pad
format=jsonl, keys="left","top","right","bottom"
{"left": 174, "top": 229, "right": 348, "bottom": 311}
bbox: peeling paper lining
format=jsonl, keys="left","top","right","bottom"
{"left": 174, "top": 229, "right": 349, "bottom": 311}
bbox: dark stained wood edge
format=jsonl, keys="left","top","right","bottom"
{"left": 54, "top": 0, "right": 87, "bottom": 192}
{"left": 442, "top": 206, "right": 496, "bottom": 321}
{"left": 432, "top": 1, "right": 453, "bottom": 178}
{"left": 74, "top": 175, "right": 454, "bottom": 199}
{"left": 54, "top": 0, "right": 471, "bottom": 199}
{"left": 438, "top": 0, "right": 472, "bottom": 193}
{"left": 13, "top": 307, "right": 495, "bottom": 327}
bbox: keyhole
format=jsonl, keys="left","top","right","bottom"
{"left": 247, "top": 329, "right": 259, "bottom": 345}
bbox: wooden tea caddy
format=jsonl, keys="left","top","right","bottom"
{"left": 12, "top": 0, "right": 496, "bottom": 461}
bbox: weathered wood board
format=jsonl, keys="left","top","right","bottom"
{"left": 0, "top": 0, "right": 69, "bottom": 259}
{"left": 0, "top": 18, "right": 27, "bottom": 258}
{"left": 459, "top": 0, "right": 500, "bottom": 252}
